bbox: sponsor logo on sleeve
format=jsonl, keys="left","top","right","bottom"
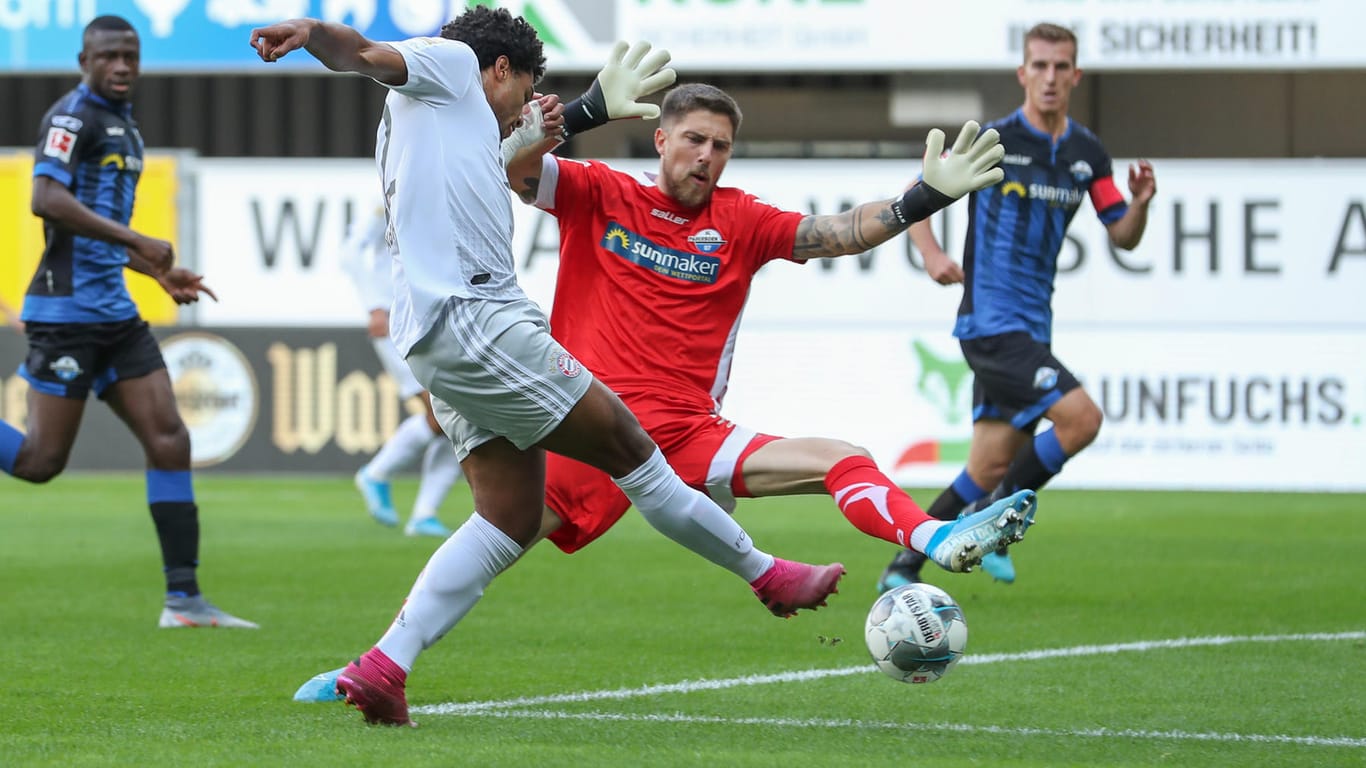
{"left": 51, "top": 115, "right": 83, "bottom": 131}
{"left": 43, "top": 127, "right": 77, "bottom": 162}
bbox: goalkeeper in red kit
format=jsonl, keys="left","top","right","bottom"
{"left": 502, "top": 81, "right": 1038, "bottom": 574}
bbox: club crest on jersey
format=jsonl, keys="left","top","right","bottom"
{"left": 601, "top": 223, "right": 721, "bottom": 284}
{"left": 1069, "top": 160, "right": 1094, "bottom": 181}
{"left": 50, "top": 355, "right": 83, "bottom": 382}
{"left": 555, "top": 352, "right": 583, "bottom": 378}
{"left": 1033, "top": 366, "right": 1059, "bottom": 390}
{"left": 686, "top": 228, "right": 726, "bottom": 254}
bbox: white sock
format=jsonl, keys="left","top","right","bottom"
{"left": 366, "top": 413, "right": 432, "bottom": 480}
{"left": 909, "top": 520, "right": 948, "bottom": 554}
{"left": 614, "top": 448, "right": 773, "bottom": 582}
{"left": 375, "top": 512, "right": 521, "bottom": 671}
{"left": 412, "top": 437, "right": 462, "bottom": 522}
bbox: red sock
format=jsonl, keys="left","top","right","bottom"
{"left": 359, "top": 646, "right": 408, "bottom": 686}
{"left": 824, "top": 456, "right": 932, "bottom": 547}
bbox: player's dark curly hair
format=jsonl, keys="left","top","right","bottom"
{"left": 661, "top": 83, "right": 743, "bottom": 134}
{"left": 441, "top": 6, "right": 546, "bottom": 81}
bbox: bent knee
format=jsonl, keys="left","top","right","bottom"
{"left": 143, "top": 424, "right": 192, "bottom": 467}
{"left": 14, "top": 454, "right": 66, "bottom": 483}
{"left": 1059, "top": 401, "right": 1103, "bottom": 450}
{"left": 1078, "top": 401, "right": 1103, "bottom": 442}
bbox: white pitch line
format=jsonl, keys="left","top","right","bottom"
{"left": 413, "top": 630, "right": 1364, "bottom": 716}
{"left": 462, "top": 709, "right": 1366, "bottom": 749}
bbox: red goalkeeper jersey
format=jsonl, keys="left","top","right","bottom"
{"left": 540, "top": 157, "right": 805, "bottom": 413}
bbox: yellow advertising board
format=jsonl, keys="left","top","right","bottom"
{"left": 0, "top": 152, "right": 180, "bottom": 325}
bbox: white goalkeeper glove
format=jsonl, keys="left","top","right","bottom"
{"left": 922, "top": 120, "right": 1006, "bottom": 198}
{"left": 501, "top": 100, "right": 550, "bottom": 167}
{"left": 563, "top": 41, "right": 677, "bottom": 136}
{"left": 890, "top": 120, "right": 1006, "bottom": 226}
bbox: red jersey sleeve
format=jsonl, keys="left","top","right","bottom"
{"left": 731, "top": 191, "right": 804, "bottom": 270}
{"left": 542, "top": 156, "right": 598, "bottom": 220}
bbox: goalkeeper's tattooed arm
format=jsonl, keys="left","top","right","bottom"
{"left": 791, "top": 199, "right": 910, "bottom": 260}
{"left": 790, "top": 120, "right": 1005, "bottom": 261}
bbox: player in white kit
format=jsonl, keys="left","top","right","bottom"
{"left": 252, "top": 7, "right": 845, "bottom": 726}
{"left": 340, "top": 202, "right": 458, "bottom": 537}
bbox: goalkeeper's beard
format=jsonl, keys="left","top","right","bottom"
{"left": 663, "top": 173, "right": 714, "bottom": 209}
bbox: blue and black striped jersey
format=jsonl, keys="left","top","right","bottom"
{"left": 26, "top": 83, "right": 144, "bottom": 323}
{"left": 954, "top": 108, "right": 1127, "bottom": 344}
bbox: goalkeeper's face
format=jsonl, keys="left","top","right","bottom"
{"left": 654, "top": 109, "right": 734, "bottom": 209}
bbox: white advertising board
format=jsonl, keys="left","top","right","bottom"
{"left": 192, "top": 157, "right": 1366, "bottom": 489}
{"left": 194, "top": 159, "right": 385, "bottom": 326}
{"left": 722, "top": 329, "right": 1366, "bottom": 492}
{"left": 197, "top": 157, "right": 1366, "bottom": 331}
{"left": 622, "top": 0, "right": 1366, "bottom": 72}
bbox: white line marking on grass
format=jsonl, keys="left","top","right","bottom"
{"left": 961, "top": 630, "right": 1366, "bottom": 665}
{"left": 465, "top": 709, "right": 1366, "bottom": 749}
{"left": 413, "top": 630, "right": 1364, "bottom": 716}
{"left": 417, "top": 666, "right": 871, "bottom": 715}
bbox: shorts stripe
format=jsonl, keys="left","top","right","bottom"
{"left": 449, "top": 300, "right": 578, "bottom": 420}
{"left": 705, "top": 425, "right": 755, "bottom": 513}
{"left": 19, "top": 363, "right": 67, "bottom": 397}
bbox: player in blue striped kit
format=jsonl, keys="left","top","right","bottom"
{"left": 879, "top": 22, "right": 1157, "bottom": 588}
{"left": 0, "top": 16, "right": 254, "bottom": 629}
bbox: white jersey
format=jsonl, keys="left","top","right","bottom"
{"left": 374, "top": 37, "right": 525, "bottom": 355}
{"left": 339, "top": 202, "right": 390, "bottom": 313}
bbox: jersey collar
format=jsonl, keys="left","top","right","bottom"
{"left": 77, "top": 82, "right": 134, "bottom": 118}
{"left": 1014, "top": 106, "right": 1072, "bottom": 146}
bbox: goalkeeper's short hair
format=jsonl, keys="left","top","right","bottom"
{"left": 661, "top": 84, "right": 742, "bottom": 134}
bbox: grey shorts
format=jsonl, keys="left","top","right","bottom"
{"left": 405, "top": 296, "right": 594, "bottom": 461}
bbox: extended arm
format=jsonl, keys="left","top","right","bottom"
{"left": 792, "top": 121, "right": 1004, "bottom": 260}
{"left": 1106, "top": 159, "right": 1156, "bottom": 250}
{"left": 31, "top": 175, "right": 171, "bottom": 277}
{"left": 250, "top": 19, "right": 406, "bottom": 85}
{"left": 506, "top": 40, "right": 676, "bottom": 203}
{"left": 791, "top": 198, "right": 913, "bottom": 259}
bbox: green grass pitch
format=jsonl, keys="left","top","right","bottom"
{"left": 2, "top": 474, "right": 1363, "bottom": 767}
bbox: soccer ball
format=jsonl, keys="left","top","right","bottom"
{"left": 864, "top": 582, "right": 968, "bottom": 684}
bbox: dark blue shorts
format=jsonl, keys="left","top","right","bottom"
{"left": 961, "top": 331, "right": 1080, "bottom": 431}
{"left": 19, "top": 318, "right": 165, "bottom": 400}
